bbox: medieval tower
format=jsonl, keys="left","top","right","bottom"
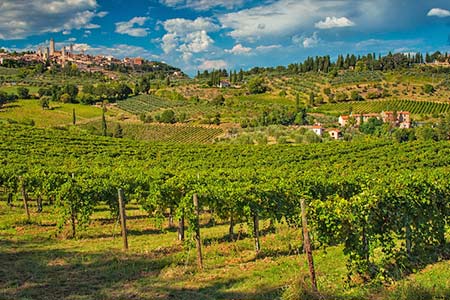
{"left": 49, "top": 38, "right": 55, "bottom": 56}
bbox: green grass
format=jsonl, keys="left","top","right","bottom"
{"left": 0, "top": 201, "right": 448, "bottom": 300}
{"left": 0, "top": 100, "right": 103, "bottom": 127}
{"left": 0, "top": 67, "right": 20, "bottom": 76}
{"left": 0, "top": 85, "right": 40, "bottom": 95}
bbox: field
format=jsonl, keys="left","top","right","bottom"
{"left": 314, "top": 99, "right": 450, "bottom": 116}
{"left": 2, "top": 201, "right": 449, "bottom": 300}
{"left": 0, "top": 85, "right": 40, "bottom": 95}
{"left": 117, "top": 94, "right": 187, "bottom": 114}
{"left": 0, "top": 124, "right": 449, "bottom": 299}
{"left": 0, "top": 100, "right": 103, "bottom": 127}
{"left": 81, "top": 120, "right": 224, "bottom": 143}
{"left": 1, "top": 64, "right": 450, "bottom": 300}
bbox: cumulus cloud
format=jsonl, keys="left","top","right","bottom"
{"left": 225, "top": 44, "right": 252, "bottom": 55}
{"left": 293, "top": 32, "right": 320, "bottom": 48}
{"left": 427, "top": 8, "right": 450, "bottom": 18}
{"left": 218, "top": 0, "right": 439, "bottom": 42}
{"left": 161, "top": 17, "right": 219, "bottom": 62}
{"left": 218, "top": 0, "right": 344, "bottom": 41}
{"left": 0, "top": 0, "right": 105, "bottom": 40}
{"left": 315, "top": 17, "right": 355, "bottom": 29}
{"left": 160, "top": 0, "right": 243, "bottom": 11}
{"left": 115, "top": 17, "right": 150, "bottom": 37}
{"left": 198, "top": 59, "right": 227, "bottom": 70}
{"left": 162, "top": 17, "right": 219, "bottom": 36}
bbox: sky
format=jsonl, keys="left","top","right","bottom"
{"left": 1, "top": 0, "right": 450, "bottom": 75}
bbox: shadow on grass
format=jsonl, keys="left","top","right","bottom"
{"left": 0, "top": 238, "right": 283, "bottom": 300}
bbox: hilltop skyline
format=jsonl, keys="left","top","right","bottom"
{"left": 1, "top": 0, "right": 450, "bottom": 75}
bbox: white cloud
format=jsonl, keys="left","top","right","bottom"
{"left": 427, "top": 8, "right": 450, "bottom": 18}
{"left": 255, "top": 44, "right": 282, "bottom": 52}
{"left": 115, "top": 17, "right": 150, "bottom": 37}
{"left": 354, "top": 38, "right": 422, "bottom": 52}
{"left": 218, "top": 0, "right": 341, "bottom": 41}
{"left": 179, "top": 30, "right": 213, "bottom": 53}
{"left": 198, "top": 59, "right": 227, "bottom": 70}
{"left": 97, "top": 11, "right": 108, "bottom": 18}
{"left": 218, "top": 0, "right": 430, "bottom": 42}
{"left": 315, "top": 17, "right": 355, "bottom": 29}
{"left": 0, "top": 0, "right": 105, "bottom": 40}
{"left": 225, "top": 44, "right": 252, "bottom": 55}
{"left": 293, "top": 32, "right": 320, "bottom": 48}
{"left": 161, "top": 17, "right": 219, "bottom": 62}
{"left": 161, "top": 33, "right": 178, "bottom": 53}
{"left": 162, "top": 17, "right": 219, "bottom": 36}
{"left": 160, "top": 0, "right": 243, "bottom": 11}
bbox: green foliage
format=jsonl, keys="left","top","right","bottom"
{"left": 315, "top": 100, "right": 450, "bottom": 115}
{"left": 247, "top": 77, "right": 267, "bottom": 94}
{"left": 350, "top": 91, "right": 364, "bottom": 101}
{"left": 359, "top": 117, "right": 384, "bottom": 135}
{"left": 335, "top": 92, "right": 348, "bottom": 102}
{"left": 62, "top": 84, "right": 79, "bottom": 103}
{"left": 101, "top": 111, "right": 107, "bottom": 136}
{"left": 113, "top": 123, "right": 123, "bottom": 138}
{"left": 39, "top": 96, "right": 50, "bottom": 110}
{"left": 118, "top": 94, "right": 186, "bottom": 115}
{"left": 211, "top": 94, "right": 225, "bottom": 106}
{"left": 59, "top": 93, "right": 72, "bottom": 103}
{"left": 423, "top": 84, "right": 435, "bottom": 94}
{"left": 17, "top": 87, "right": 30, "bottom": 99}
{"left": 158, "top": 109, "right": 176, "bottom": 124}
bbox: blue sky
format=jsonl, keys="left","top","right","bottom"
{"left": 1, "top": 0, "right": 450, "bottom": 75}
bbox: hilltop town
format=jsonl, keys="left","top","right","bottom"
{"left": 0, "top": 39, "right": 183, "bottom": 79}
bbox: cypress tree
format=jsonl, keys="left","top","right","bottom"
{"left": 102, "top": 111, "right": 107, "bottom": 136}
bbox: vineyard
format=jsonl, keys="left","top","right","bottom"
{"left": 314, "top": 99, "right": 450, "bottom": 115}
{"left": 117, "top": 94, "right": 187, "bottom": 114}
{"left": 0, "top": 124, "right": 449, "bottom": 299}
{"left": 331, "top": 71, "right": 385, "bottom": 86}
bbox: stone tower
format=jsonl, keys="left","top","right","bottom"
{"left": 49, "top": 38, "right": 55, "bottom": 56}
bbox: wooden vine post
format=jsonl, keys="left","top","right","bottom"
{"left": 193, "top": 193, "right": 203, "bottom": 270}
{"left": 178, "top": 213, "right": 185, "bottom": 241}
{"left": 118, "top": 188, "right": 128, "bottom": 251}
{"left": 300, "top": 198, "right": 317, "bottom": 292}
{"left": 252, "top": 210, "right": 260, "bottom": 253}
{"left": 19, "top": 177, "right": 30, "bottom": 221}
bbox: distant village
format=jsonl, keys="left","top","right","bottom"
{"left": 309, "top": 111, "right": 411, "bottom": 140}
{"left": 0, "top": 38, "right": 183, "bottom": 79}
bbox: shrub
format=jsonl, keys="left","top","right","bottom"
{"left": 350, "top": 91, "right": 364, "bottom": 101}
{"left": 39, "top": 96, "right": 50, "bottom": 109}
{"left": 211, "top": 94, "right": 225, "bottom": 106}
{"left": 423, "top": 84, "right": 435, "bottom": 94}
{"left": 247, "top": 77, "right": 267, "bottom": 94}
{"left": 158, "top": 110, "right": 176, "bottom": 124}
